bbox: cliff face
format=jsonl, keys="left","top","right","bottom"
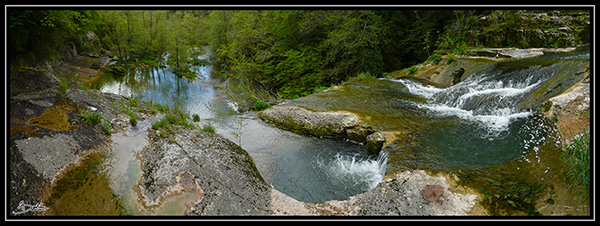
{"left": 467, "top": 10, "right": 590, "bottom": 48}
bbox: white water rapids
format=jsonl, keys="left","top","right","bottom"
{"left": 383, "top": 70, "right": 545, "bottom": 137}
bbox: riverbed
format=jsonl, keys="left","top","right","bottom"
{"left": 45, "top": 47, "right": 590, "bottom": 216}
{"left": 86, "top": 49, "right": 387, "bottom": 206}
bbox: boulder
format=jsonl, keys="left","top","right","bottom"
{"left": 106, "top": 65, "right": 126, "bottom": 75}
{"left": 258, "top": 105, "right": 359, "bottom": 137}
{"left": 365, "top": 132, "right": 386, "bottom": 154}
{"left": 451, "top": 68, "right": 465, "bottom": 85}
{"left": 543, "top": 76, "right": 590, "bottom": 141}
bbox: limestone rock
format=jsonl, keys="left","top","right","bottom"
{"left": 259, "top": 105, "right": 359, "bottom": 137}
{"left": 365, "top": 132, "right": 386, "bottom": 154}
{"left": 139, "top": 126, "right": 271, "bottom": 216}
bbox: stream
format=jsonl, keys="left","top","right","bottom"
{"left": 88, "top": 49, "right": 387, "bottom": 207}
{"left": 49, "top": 47, "right": 589, "bottom": 215}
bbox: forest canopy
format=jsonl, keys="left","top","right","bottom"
{"left": 8, "top": 8, "right": 589, "bottom": 98}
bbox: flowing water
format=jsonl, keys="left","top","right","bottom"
{"left": 86, "top": 48, "right": 386, "bottom": 206}
{"left": 208, "top": 114, "right": 387, "bottom": 202}
{"left": 381, "top": 48, "right": 589, "bottom": 170}
{"left": 49, "top": 47, "right": 589, "bottom": 214}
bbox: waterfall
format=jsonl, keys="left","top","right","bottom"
{"left": 378, "top": 53, "right": 590, "bottom": 168}
{"left": 327, "top": 151, "right": 388, "bottom": 191}
{"left": 383, "top": 63, "right": 554, "bottom": 136}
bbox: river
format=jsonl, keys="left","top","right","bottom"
{"left": 50, "top": 47, "right": 589, "bottom": 215}
{"left": 88, "top": 48, "right": 387, "bottom": 206}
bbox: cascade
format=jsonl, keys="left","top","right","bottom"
{"left": 382, "top": 50, "right": 588, "bottom": 169}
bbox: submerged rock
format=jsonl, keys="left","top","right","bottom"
{"left": 365, "top": 132, "right": 386, "bottom": 154}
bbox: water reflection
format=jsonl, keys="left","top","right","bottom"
{"left": 92, "top": 65, "right": 233, "bottom": 119}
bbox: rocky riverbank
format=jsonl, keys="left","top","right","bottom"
{"left": 8, "top": 61, "right": 156, "bottom": 216}
{"left": 8, "top": 41, "right": 590, "bottom": 217}
{"left": 8, "top": 47, "right": 484, "bottom": 217}
{"left": 257, "top": 47, "right": 591, "bottom": 216}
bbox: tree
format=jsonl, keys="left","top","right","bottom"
{"left": 9, "top": 9, "right": 97, "bottom": 67}
{"left": 167, "top": 11, "right": 191, "bottom": 77}
{"left": 209, "top": 10, "right": 388, "bottom": 97}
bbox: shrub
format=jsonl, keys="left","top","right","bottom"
{"left": 447, "top": 57, "right": 455, "bottom": 64}
{"left": 151, "top": 107, "right": 194, "bottom": 130}
{"left": 129, "top": 113, "right": 138, "bottom": 126}
{"left": 201, "top": 124, "right": 215, "bottom": 133}
{"left": 101, "top": 119, "right": 113, "bottom": 134}
{"left": 314, "top": 85, "right": 328, "bottom": 93}
{"left": 254, "top": 100, "right": 271, "bottom": 111}
{"left": 193, "top": 114, "right": 201, "bottom": 122}
{"left": 408, "top": 65, "right": 419, "bottom": 74}
{"left": 152, "top": 117, "right": 170, "bottom": 130}
{"left": 120, "top": 106, "right": 138, "bottom": 126}
{"left": 431, "top": 54, "right": 442, "bottom": 64}
{"left": 129, "top": 96, "right": 139, "bottom": 107}
{"left": 80, "top": 110, "right": 102, "bottom": 125}
{"left": 357, "top": 72, "right": 372, "bottom": 81}
{"left": 59, "top": 80, "right": 69, "bottom": 95}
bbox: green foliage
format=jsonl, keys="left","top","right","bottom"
{"left": 435, "top": 10, "right": 480, "bottom": 54}
{"left": 129, "top": 114, "right": 138, "bottom": 126}
{"left": 101, "top": 119, "right": 113, "bottom": 134}
{"left": 79, "top": 110, "right": 102, "bottom": 125}
{"left": 9, "top": 9, "right": 98, "bottom": 67}
{"left": 79, "top": 107, "right": 112, "bottom": 134}
{"left": 201, "top": 124, "right": 215, "bottom": 133}
{"left": 16, "top": 9, "right": 586, "bottom": 103}
{"left": 192, "top": 114, "right": 200, "bottom": 122}
{"left": 562, "top": 129, "right": 590, "bottom": 208}
{"left": 59, "top": 80, "right": 69, "bottom": 96}
{"left": 314, "top": 86, "right": 328, "bottom": 93}
{"left": 120, "top": 105, "right": 138, "bottom": 126}
{"left": 253, "top": 100, "right": 271, "bottom": 111}
{"left": 408, "top": 65, "right": 419, "bottom": 74}
{"left": 151, "top": 102, "right": 194, "bottom": 130}
{"left": 357, "top": 72, "right": 373, "bottom": 81}
{"left": 206, "top": 10, "right": 479, "bottom": 98}
{"left": 210, "top": 10, "right": 388, "bottom": 98}
{"left": 431, "top": 53, "right": 443, "bottom": 64}
{"left": 129, "top": 96, "right": 139, "bottom": 107}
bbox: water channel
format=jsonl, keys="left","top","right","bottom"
{"left": 47, "top": 47, "right": 589, "bottom": 215}
{"left": 88, "top": 49, "right": 387, "bottom": 207}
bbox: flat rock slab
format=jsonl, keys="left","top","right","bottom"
{"left": 138, "top": 126, "right": 272, "bottom": 216}
{"left": 259, "top": 105, "right": 359, "bottom": 137}
{"left": 14, "top": 133, "right": 81, "bottom": 182}
{"left": 465, "top": 47, "right": 576, "bottom": 59}
{"left": 354, "top": 170, "right": 477, "bottom": 216}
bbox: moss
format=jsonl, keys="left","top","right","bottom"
{"left": 28, "top": 99, "right": 77, "bottom": 132}
{"left": 44, "top": 152, "right": 127, "bottom": 216}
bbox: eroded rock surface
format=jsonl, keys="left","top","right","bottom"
{"left": 139, "top": 126, "right": 272, "bottom": 216}
{"left": 259, "top": 105, "right": 359, "bottom": 137}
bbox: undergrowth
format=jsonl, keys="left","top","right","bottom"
{"left": 562, "top": 129, "right": 590, "bottom": 209}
